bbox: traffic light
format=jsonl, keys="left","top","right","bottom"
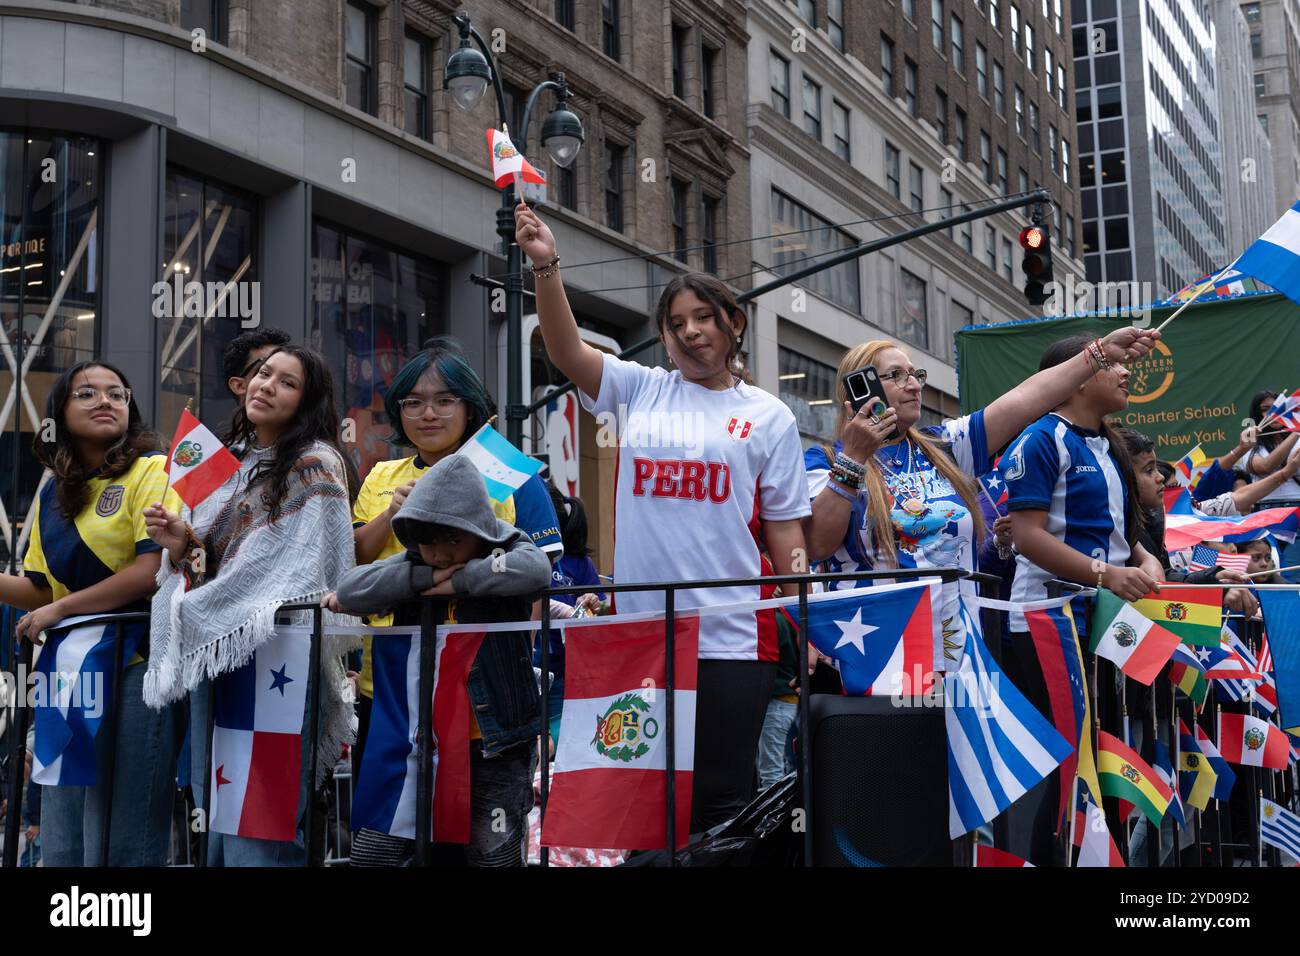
{"left": 1020, "top": 224, "right": 1054, "bottom": 306}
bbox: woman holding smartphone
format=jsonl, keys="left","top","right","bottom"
{"left": 804, "top": 328, "right": 1159, "bottom": 668}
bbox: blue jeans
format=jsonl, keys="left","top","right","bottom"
{"left": 40, "top": 663, "right": 182, "bottom": 867}
{"left": 756, "top": 698, "right": 797, "bottom": 791}
{"left": 189, "top": 678, "right": 312, "bottom": 867}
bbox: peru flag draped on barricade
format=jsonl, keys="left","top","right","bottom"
{"left": 542, "top": 613, "right": 699, "bottom": 851}
{"left": 166, "top": 408, "right": 240, "bottom": 508}
{"left": 31, "top": 614, "right": 146, "bottom": 786}
{"left": 348, "top": 625, "right": 494, "bottom": 843}
{"left": 209, "top": 625, "right": 311, "bottom": 840}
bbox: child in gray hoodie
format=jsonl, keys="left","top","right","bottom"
{"left": 334, "top": 454, "right": 550, "bottom": 866}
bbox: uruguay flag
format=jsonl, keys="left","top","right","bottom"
{"left": 1258, "top": 591, "right": 1300, "bottom": 734}
{"left": 798, "top": 581, "right": 939, "bottom": 696}
{"left": 1232, "top": 199, "right": 1300, "bottom": 306}
{"left": 458, "top": 423, "right": 543, "bottom": 503}
{"left": 209, "top": 626, "right": 311, "bottom": 841}
{"left": 946, "top": 603, "right": 1073, "bottom": 838}
{"left": 31, "top": 614, "right": 144, "bottom": 786}
{"left": 350, "top": 625, "right": 495, "bottom": 844}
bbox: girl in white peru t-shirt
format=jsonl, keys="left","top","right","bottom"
{"left": 515, "top": 202, "right": 812, "bottom": 831}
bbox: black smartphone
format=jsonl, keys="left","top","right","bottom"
{"left": 842, "top": 366, "right": 898, "bottom": 440}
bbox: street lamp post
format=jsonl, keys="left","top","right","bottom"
{"left": 443, "top": 12, "right": 584, "bottom": 450}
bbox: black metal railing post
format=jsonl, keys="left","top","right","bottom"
{"left": 97, "top": 623, "right": 126, "bottom": 867}
{"left": 2, "top": 638, "right": 33, "bottom": 868}
{"left": 797, "top": 578, "right": 813, "bottom": 867}
{"left": 414, "top": 599, "right": 437, "bottom": 866}
{"left": 303, "top": 605, "right": 324, "bottom": 867}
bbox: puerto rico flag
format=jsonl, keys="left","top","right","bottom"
{"left": 31, "top": 614, "right": 144, "bottom": 786}
{"left": 166, "top": 408, "right": 240, "bottom": 508}
{"left": 542, "top": 613, "right": 699, "bottom": 851}
{"left": 1218, "top": 711, "right": 1289, "bottom": 770}
{"left": 350, "top": 625, "right": 503, "bottom": 844}
{"left": 798, "top": 581, "right": 939, "bottom": 696}
{"left": 209, "top": 626, "right": 311, "bottom": 841}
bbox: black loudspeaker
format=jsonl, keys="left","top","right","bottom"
{"left": 808, "top": 694, "right": 954, "bottom": 866}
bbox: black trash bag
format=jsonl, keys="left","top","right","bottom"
{"left": 620, "top": 771, "right": 803, "bottom": 867}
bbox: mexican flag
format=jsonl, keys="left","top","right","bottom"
{"left": 1097, "top": 730, "right": 1172, "bottom": 827}
{"left": 1218, "top": 712, "right": 1289, "bottom": 769}
{"left": 1131, "top": 588, "right": 1223, "bottom": 647}
{"left": 1089, "top": 589, "right": 1182, "bottom": 685}
{"left": 541, "top": 613, "right": 699, "bottom": 851}
{"left": 166, "top": 408, "right": 240, "bottom": 508}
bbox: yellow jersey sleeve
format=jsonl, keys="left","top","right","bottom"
{"left": 129, "top": 454, "right": 176, "bottom": 553}
{"left": 22, "top": 486, "right": 51, "bottom": 591}
{"left": 353, "top": 464, "right": 390, "bottom": 526}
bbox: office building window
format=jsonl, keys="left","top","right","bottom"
{"left": 990, "top": 0, "right": 1001, "bottom": 31}
{"left": 827, "top": 0, "right": 845, "bottom": 51}
{"left": 953, "top": 300, "right": 975, "bottom": 332}
{"left": 1049, "top": 124, "right": 1059, "bottom": 172}
{"left": 994, "top": 61, "right": 1005, "bottom": 114}
{"left": 833, "top": 100, "right": 851, "bottom": 161}
{"left": 403, "top": 31, "right": 430, "bottom": 140}
{"left": 1244, "top": 2, "right": 1261, "bottom": 24}
{"left": 1255, "top": 72, "right": 1266, "bottom": 96}
{"left": 1029, "top": 100, "right": 1041, "bottom": 152}
{"left": 997, "top": 148, "right": 1008, "bottom": 194}
{"left": 1011, "top": 4, "right": 1021, "bottom": 53}
{"left": 910, "top": 162, "right": 925, "bottom": 213}
{"left": 779, "top": 346, "right": 838, "bottom": 444}
{"left": 1002, "top": 236, "right": 1013, "bottom": 280}
{"left": 899, "top": 268, "right": 929, "bottom": 351}
{"left": 555, "top": 0, "right": 575, "bottom": 30}
{"left": 881, "top": 34, "right": 896, "bottom": 94}
{"left": 671, "top": 24, "right": 687, "bottom": 98}
{"left": 1057, "top": 64, "right": 1067, "bottom": 108}
{"left": 903, "top": 0, "right": 915, "bottom": 18}
{"left": 1045, "top": 48, "right": 1054, "bottom": 95}
{"left": 985, "top": 225, "right": 997, "bottom": 271}
{"left": 952, "top": 15, "right": 964, "bottom": 72}
{"left": 1025, "top": 23, "right": 1034, "bottom": 73}
{"left": 771, "top": 50, "right": 791, "bottom": 116}
{"left": 702, "top": 195, "right": 719, "bottom": 274}
{"left": 557, "top": 163, "right": 577, "bottom": 211}
{"left": 1019, "top": 167, "right": 1029, "bottom": 193}
{"left": 702, "top": 46, "right": 718, "bottom": 118}
{"left": 803, "top": 76, "right": 823, "bottom": 140}
{"left": 1062, "top": 137, "right": 1071, "bottom": 185}
{"left": 344, "top": 1, "right": 377, "bottom": 115}
{"left": 977, "top": 43, "right": 988, "bottom": 96}
{"left": 905, "top": 59, "right": 919, "bottom": 116}
{"left": 935, "top": 88, "right": 949, "bottom": 143}
{"left": 959, "top": 205, "right": 973, "bottom": 253}
{"left": 180, "top": 0, "right": 228, "bottom": 43}
{"left": 941, "top": 187, "right": 955, "bottom": 237}
{"left": 771, "top": 189, "right": 861, "bottom": 313}
{"left": 671, "top": 179, "right": 689, "bottom": 262}
{"left": 886, "top": 141, "right": 901, "bottom": 198}
{"left": 980, "top": 131, "right": 992, "bottom": 183}
{"left": 955, "top": 107, "right": 967, "bottom": 158}
{"left": 604, "top": 142, "right": 626, "bottom": 232}
{"left": 1015, "top": 85, "right": 1025, "bottom": 136}
{"left": 1065, "top": 213, "right": 1076, "bottom": 257}
{"left": 932, "top": 0, "right": 945, "bottom": 50}
{"left": 602, "top": 0, "right": 621, "bottom": 60}
{"left": 798, "top": 0, "right": 816, "bottom": 25}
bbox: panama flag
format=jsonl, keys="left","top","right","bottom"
{"left": 1258, "top": 591, "right": 1300, "bottom": 733}
{"left": 209, "top": 626, "right": 311, "bottom": 841}
{"left": 31, "top": 614, "right": 144, "bottom": 786}
{"left": 974, "top": 845, "right": 1034, "bottom": 867}
{"left": 542, "top": 613, "right": 699, "bottom": 851}
{"left": 349, "top": 625, "right": 491, "bottom": 842}
{"left": 1231, "top": 198, "right": 1300, "bottom": 306}
{"left": 1162, "top": 488, "right": 1300, "bottom": 550}
{"left": 1218, "top": 711, "right": 1289, "bottom": 769}
{"left": 486, "top": 127, "right": 546, "bottom": 189}
{"left": 458, "top": 423, "right": 544, "bottom": 503}
{"left": 1088, "top": 589, "right": 1182, "bottom": 684}
{"left": 166, "top": 408, "right": 240, "bottom": 509}
{"left": 799, "top": 581, "right": 938, "bottom": 696}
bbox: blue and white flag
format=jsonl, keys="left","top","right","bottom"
{"left": 1258, "top": 590, "right": 1300, "bottom": 734}
{"left": 31, "top": 614, "right": 143, "bottom": 786}
{"left": 1261, "top": 798, "right": 1300, "bottom": 862}
{"left": 1152, "top": 740, "right": 1186, "bottom": 830}
{"left": 351, "top": 630, "right": 423, "bottom": 838}
{"left": 458, "top": 423, "right": 544, "bottom": 503}
{"left": 1232, "top": 199, "right": 1300, "bottom": 306}
{"left": 946, "top": 603, "right": 1073, "bottom": 838}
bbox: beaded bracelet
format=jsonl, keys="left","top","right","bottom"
{"left": 531, "top": 253, "right": 561, "bottom": 279}
{"left": 1086, "top": 338, "right": 1110, "bottom": 372}
{"left": 832, "top": 452, "right": 866, "bottom": 477}
{"left": 829, "top": 466, "right": 863, "bottom": 490}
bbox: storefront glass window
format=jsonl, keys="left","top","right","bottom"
{"left": 778, "top": 346, "right": 838, "bottom": 447}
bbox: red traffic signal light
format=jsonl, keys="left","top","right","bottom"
{"left": 1020, "top": 225, "right": 1054, "bottom": 305}
{"left": 1020, "top": 226, "right": 1046, "bottom": 250}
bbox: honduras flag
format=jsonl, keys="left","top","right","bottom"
{"left": 31, "top": 614, "right": 144, "bottom": 786}
{"left": 1232, "top": 199, "right": 1300, "bottom": 307}
{"left": 798, "top": 581, "right": 939, "bottom": 696}
{"left": 457, "top": 423, "right": 544, "bottom": 503}
{"left": 946, "top": 603, "right": 1073, "bottom": 838}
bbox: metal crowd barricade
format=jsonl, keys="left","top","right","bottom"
{"left": 408, "top": 566, "right": 974, "bottom": 869}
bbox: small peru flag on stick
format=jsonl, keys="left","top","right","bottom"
{"left": 166, "top": 408, "right": 240, "bottom": 508}
{"left": 487, "top": 126, "right": 546, "bottom": 190}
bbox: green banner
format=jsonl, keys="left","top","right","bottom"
{"left": 955, "top": 293, "right": 1300, "bottom": 460}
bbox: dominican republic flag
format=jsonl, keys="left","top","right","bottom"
{"left": 1258, "top": 591, "right": 1300, "bottom": 733}
{"left": 1217, "top": 711, "right": 1289, "bottom": 770}
{"left": 1022, "top": 598, "right": 1098, "bottom": 834}
{"left": 542, "top": 613, "right": 699, "bottom": 851}
{"left": 1261, "top": 798, "right": 1300, "bottom": 862}
{"left": 486, "top": 127, "right": 546, "bottom": 189}
{"left": 1088, "top": 589, "right": 1182, "bottom": 685}
{"left": 31, "top": 614, "right": 143, "bottom": 786}
{"left": 1187, "top": 545, "right": 1251, "bottom": 574}
{"left": 1231, "top": 199, "right": 1300, "bottom": 307}
{"left": 458, "top": 423, "right": 544, "bottom": 503}
{"left": 974, "top": 845, "right": 1033, "bottom": 867}
{"left": 209, "top": 626, "right": 311, "bottom": 841}
{"left": 798, "top": 581, "right": 939, "bottom": 696}
{"left": 166, "top": 408, "right": 240, "bottom": 509}
{"left": 946, "top": 603, "right": 1072, "bottom": 838}
{"left": 349, "top": 625, "right": 491, "bottom": 843}
{"left": 1162, "top": 488, "right": 1300, "bottom": 550}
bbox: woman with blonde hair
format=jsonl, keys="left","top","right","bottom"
{"left": 804, "top": 328, "right": 1159, "bottom": 667}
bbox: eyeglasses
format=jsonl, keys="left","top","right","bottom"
{"left": 71, "top": 387, "right": 132, "bottom": 408}
{"left": 397, "top": 396, "right": 463, "bottom": 419}
{"left": 879, "top": 368, "right": 928, "bottom": 387}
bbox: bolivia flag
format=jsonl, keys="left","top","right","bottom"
{"left": 1131, "top": 588, "right": 1223, "bottom": 647}
{"left": 1097, "top": 730, "right": 1173, "bottom": 826}
{"left": 1218, "top": 712, "right": 1289, "bottom": 769}
{"left": 1168, "top": 644, "right": 1209, "bottom": 708}
{"left": 1089, "top": 589, "right": 1182, "bottom": 685}
{"left": 166, "top": 408, "right": 240, "bottom": 508}
{"left": 542, "top": 614, "right": 699, "bottom": 851}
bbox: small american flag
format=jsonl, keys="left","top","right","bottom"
{"left": 1188, "top": 544, "right": 1252, "bottom": 574}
